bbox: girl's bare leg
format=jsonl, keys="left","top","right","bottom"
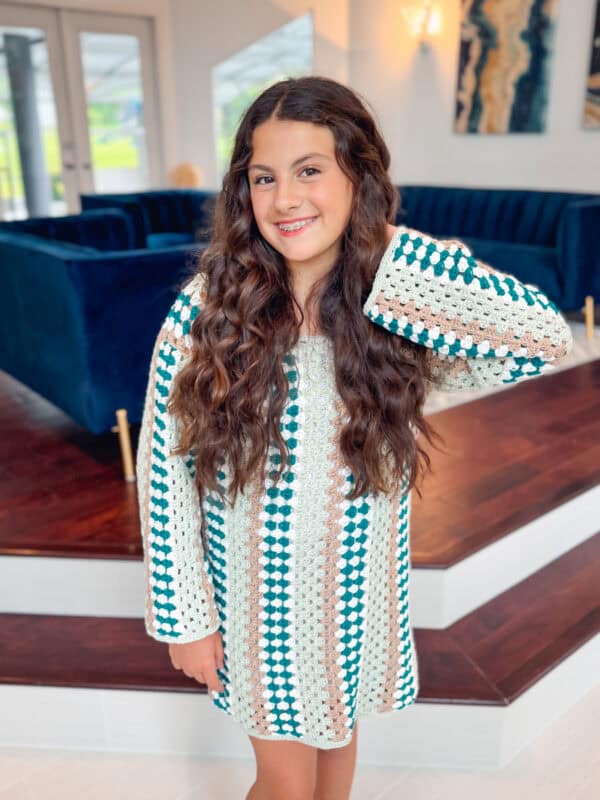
{"left": 246, "top": 734, "right": 318, "bottom": 800}
{"left": 313, "top": 721, "right": 358, "bottom": 800}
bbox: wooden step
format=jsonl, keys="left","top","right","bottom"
{"left": 413, "top": 358, "right": 600, "bottom": 567}
{"left": 2, "top": 532, "right": 598, "bottom": 704}
{"left": 1, "top": 361, "right": 599, "bottom": 628}
{"left": 1, "top": 363, "right": 598, "bottom": 767}
{"left": 1, "top": 360, "right": 598, "bottom": 566}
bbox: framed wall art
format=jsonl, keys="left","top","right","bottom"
{"left": 455, "top": 0, "right": 559, "bottom": 134}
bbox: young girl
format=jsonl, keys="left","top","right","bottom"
{"left": 136, "top": 76, "right": 573, "bottom": 799}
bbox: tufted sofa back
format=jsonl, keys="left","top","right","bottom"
{"left": 0, "top": 208, "right": 135, "bottom": 251}
{"left": 80, "top": 189, "right": 217, "bottom": 247}
{"left": 396, "top": 185, "right": 600, "bottom": 248}
{"left": 135, "top": 190, "right": 215, "bottom": 237}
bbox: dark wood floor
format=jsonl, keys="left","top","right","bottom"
{"left": 0, "top": 360, "right": 598, "bottom": 704}
{"left": 412, "top": 358, "right": 600, "bottom": 566}
{"left": 1, "top": 360, "right": 599, "bottom": 567}
{"left": 0, "top": 370, "right": 141, "bottom": 559}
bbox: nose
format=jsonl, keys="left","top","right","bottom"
{"left": 272, "top": 176, "right": 303, "bottom": 213}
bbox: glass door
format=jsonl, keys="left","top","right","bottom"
{"left": 0, "top": 5, "right": 162, "bottom": 220}
{"left": 60, "top": 10, "right": 162, "bottom": 196}
{"left": 0, "top": 6, "right": 73, "bottom": 219}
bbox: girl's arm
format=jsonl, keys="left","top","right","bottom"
{"left": 136, "top": 313, "right": 220, "bottom": 643}
{"left": 363, "top": 224, "right": 574, "bottom": 391}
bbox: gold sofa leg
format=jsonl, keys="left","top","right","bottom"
{"left": 582, "top": 295, "right": 595, "bottom": 341}
{"left": 112, "top": 408, "right": 136, "bottom": 482}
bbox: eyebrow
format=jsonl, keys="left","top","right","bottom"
{"left": 248, "top": 152, "right": 331, "bottom": 172}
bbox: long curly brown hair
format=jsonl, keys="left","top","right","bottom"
{"left": 168, "top": 75, "right": 444, "bottom": 506}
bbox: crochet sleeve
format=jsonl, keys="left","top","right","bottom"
{"left": 136, "top": 279, "right": 220, "bottom": 643}
{"left": 362, "top": 225, "right": 574, "bottom": 392}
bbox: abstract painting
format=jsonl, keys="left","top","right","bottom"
{"left": 454, "top": 0, "right": 558, "bottom": 134}
{"left": 584, "top": 0, "right": 600, "bottom": 129}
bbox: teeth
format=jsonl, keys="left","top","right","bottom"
{"left": 278, "top": 218, "right": 315, "bottom": 231}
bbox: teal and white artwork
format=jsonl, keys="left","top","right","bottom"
{"left": 455, "top": 0, "right": 558, "bottom": 134}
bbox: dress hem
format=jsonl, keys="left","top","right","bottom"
{"left": 208, "top": 691, "right": 419, "bottom": 750}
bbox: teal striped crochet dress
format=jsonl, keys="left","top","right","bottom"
{"left": 136, "top": 224, "right": 573, "bottom": 749}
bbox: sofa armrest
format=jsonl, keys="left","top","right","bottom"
{"left": 557, "top": 199, "right": 600, "bottom": 310}
{"left": 0, "top": 234, "right": 93, "bottom": 422}
{"left": 66, "top": 244, "right": 208, "bottom": 431}
{"left": 0, "top": 235, "right": 206, "bottom": 433}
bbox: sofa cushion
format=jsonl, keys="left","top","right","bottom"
{"left": 146, "top": 231, "right": 196, "bottom": 248}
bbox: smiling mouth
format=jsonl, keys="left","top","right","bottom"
{"left": 275, "top": 217, "right": 318, "bottom": 234}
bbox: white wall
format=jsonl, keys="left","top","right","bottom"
{"left": 170, "top": 0, "right": 599, "bottom": 191}
{"left": 349, "top": 0, "right": 600, "bottom": 192}
{"left": 169, "top": 0, "right": 350, "bottom": 189}
{"left": 6, "top": 0, "right": 598, "bottom": 192}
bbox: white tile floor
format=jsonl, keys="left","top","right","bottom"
{"left": 1, "top": 684, "right": 598, "bottom": 799}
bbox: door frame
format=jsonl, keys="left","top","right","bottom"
{"left": 59, "top": 8, "right": 164, "bottom": 201}
{"left": 0, "top": 4, "right": 80, "bottom": 213}
{"left": 0, "top": 4, "right": 164, "bottom": 215}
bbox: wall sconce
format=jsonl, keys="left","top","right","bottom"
{"left": 401, "top": 1, "right": 442, "bottom": 52}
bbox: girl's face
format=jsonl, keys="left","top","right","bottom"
{"left": 248, "top": 118, "right": 354, "bottom": 280}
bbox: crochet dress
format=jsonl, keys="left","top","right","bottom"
{"left": 136, "top": 224, "right": 573, "bottom": 749}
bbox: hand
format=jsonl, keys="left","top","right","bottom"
{"left": 168, "top": 629, "right": 225, "bottom": 693}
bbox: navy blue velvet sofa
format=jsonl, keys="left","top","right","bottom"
{"left": 396, "top": 185, "right": 600, "bottom": 312}
{"left": 0, "top": 208, "right": 205, "bottom": 436}
{"left": 83, "top": 185, "right": 600, "bottom": 313}
{"left": 80, "top": 189, "right": 217, "bottom": 250}
{"left": 1, "top": 184, "right": 597, "bottom": 443}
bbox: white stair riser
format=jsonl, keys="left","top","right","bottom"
{"left": 1, "top": 485, "right": 598, "bottom": 627}
{"left": 413, "top": 483, "right": 600, "bottom": 627}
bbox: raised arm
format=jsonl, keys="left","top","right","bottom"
{"left": 136, "top": 278, "right": 220, "bottom": 642}
{"left": 363, "top": 224, "right": 573, "bottom": 391}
